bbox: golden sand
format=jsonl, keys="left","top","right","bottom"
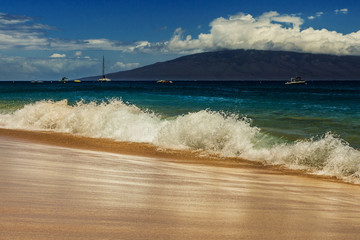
{"left": 1, "top": 128, "right": 360, "bottom": 239}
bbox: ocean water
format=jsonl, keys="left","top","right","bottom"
{"left": 0, "top": 80, "right": 359, "bottom": 183}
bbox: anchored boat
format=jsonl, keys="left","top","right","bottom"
{"left": 156, "top": 80, "right": 173, "bottom": 84}
{"left": 59, "top": 77, "right": 69, "bottom": 83}
{"left": 285, "top": 76, "right": 306, "bottom": 85}
{"left": 98, "top": 56, "right": 111, "bottom": 82}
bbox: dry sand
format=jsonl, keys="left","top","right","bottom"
{"left": 1, "top": 128, "right": 360, "bottom": 239}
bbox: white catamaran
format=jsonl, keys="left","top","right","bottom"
{"left": 285, "top": 76, "right": 306, "bottom": 85}
{"left": 98, "top": 56, "right": 111, "bottom": 82}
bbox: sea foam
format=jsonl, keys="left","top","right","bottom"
{"left": 1, "top": 99, "right": 359, "bottom": 183}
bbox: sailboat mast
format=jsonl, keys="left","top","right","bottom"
{"left": 102, "top": 56, "right": 105, "bottom": 78}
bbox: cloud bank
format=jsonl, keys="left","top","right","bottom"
{"left": 0, "top": 55, "right": 98, "bottom": 80}
{"left": 0, "top": 12, "right": 150, "bottom": 51}
{"left": 1, "top": 11, "right": 359, "bottom": 56}
{"left": 1, "top": 10, "right": 360, "bottom": 80}
{"left": 165, "top": 11, "right": 360, "bottom": 56}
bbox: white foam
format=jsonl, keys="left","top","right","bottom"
{"left": 1, "top": 99, "right": 359, "bottom": 183}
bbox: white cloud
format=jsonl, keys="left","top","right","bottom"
{"left": 1, "top": 10, "right": 360, "bottom": 61}
{"left": 0, "top": 13, "right": 56, "bottom": 50}
{"left": 164, "top": 11, "right": 360, "bottom": 56}
{"left": 309, "top": 12, "right": 324, "bottom": 19}
{"left": 50, "top": 53, "right": 66, "bottom": 58}
{"left": 0, "top": 55, "right": 98, "bottom": 80}
{"left": 0, "top": 12, "right": 151, "bottom": 52}
{"left": 335, "top": 8, "right": 348, "bottom": 14}
{"left": 0, "top": 12, "right": 32, "bottom": 25}
{"left": 113, "top": 61, "right": 140, "bottom": 70}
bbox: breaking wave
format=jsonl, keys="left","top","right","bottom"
{"left": 1, "top": 99, "right": 359, "bottom": 183}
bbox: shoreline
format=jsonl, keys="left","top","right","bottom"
{"left": 0, "top": 127, "right": 351, "bottom": 185}
{"left": 0, "top": 128, "right": 268, "bottom": 170}
{"left": 2, "top": 127, "right": 360, "bottom": 239}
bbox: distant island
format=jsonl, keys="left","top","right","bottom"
{"left": 82, "top": 49, "right": 360, "bottom": 81}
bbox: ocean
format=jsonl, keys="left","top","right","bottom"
{"left": 0, "top": 80, "right": 359, "bottom": 183}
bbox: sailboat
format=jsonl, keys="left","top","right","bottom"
{"left": 98, "top": 56, "right": 111, "bottom": 82}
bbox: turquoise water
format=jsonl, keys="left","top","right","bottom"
{"left": 1, "top": 81, "right": 359, "bottom": 147}
{"left": 1, "top": 80, "right": 360, "bottom": 183}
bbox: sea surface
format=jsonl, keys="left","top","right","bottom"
{"left": 0, "top": 80, "right": 359, "bottom": 183}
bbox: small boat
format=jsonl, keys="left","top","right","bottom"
{"left": 31, "top": 80, "right": 43, "bottom": 84}
{"left": 285, "top": 76, "right": 306, "bottom": 85}
{"left": 98, "top": 56, "right": 111, "bottom": 82}
{"left": 156, "top": 80, "right": 173, "bottom": 84}
{"left": 74, "top": 79, "right": 81, "bottom": 83}
{"left": 59, "top": 77, "right": 69, "bottom": 83}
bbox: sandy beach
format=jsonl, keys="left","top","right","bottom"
{"left": 1, "top": 128, "right": 360, "bottom": 239}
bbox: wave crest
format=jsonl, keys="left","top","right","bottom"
{"left": 1, "top": 99, "right": 359, "bottom": 183}
{"left": 253, "top": 133, "right": 360, "bottom": 183}
{"left": 0, "top": 99, "right": 163, "bottom": 142}
{"left": 156, "top": 110, "right": 259, "bottom": 153}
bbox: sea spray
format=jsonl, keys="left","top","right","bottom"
{"left": 243, "top": 133, "right": 360, "bottom": 183}
{"left": 155, "top": 110, "right": 260, "bottom": 154}
{"left": 0, "top": 99, "right": 165, "bottom": 142}
{"left": 0, "top": 99, "right": 359, "bottom": 183}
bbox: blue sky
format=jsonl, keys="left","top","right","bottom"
{"left": 0, "top": 0, "right": 359, "bottom": 80}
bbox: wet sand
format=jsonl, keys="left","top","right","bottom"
{"left": 1, "top": 129, "right": 360, "bottom": 239}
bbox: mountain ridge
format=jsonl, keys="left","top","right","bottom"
{"left": 82, "top": 49, "right": 360, "bottom": 80}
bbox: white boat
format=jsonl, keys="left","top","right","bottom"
{"left": 98, "top": 56, "right": 111, "bottom": 82}
{"left": 31, "top": 80, "right": 43, "bottom": 84}
{"left": 59, "top": 77, "right": 69, "bottom": 83}
{"left": 285, "top": 76, "right": 306, "bottom": 85}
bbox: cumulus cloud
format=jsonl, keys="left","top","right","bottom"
{"left": 1, "top": 10, "right": 360, "bottom": 59}
{"left": 112, "top": 61, "right": 140, "bottom": 70}
{"left": 50, "top": 53, "right": 66, "bottom": 58}
{"left": 165, "top": 11, "right": 360, "bottom": 56}
{"left": 335, "top": 8, "right": 348, "bottom": 14}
